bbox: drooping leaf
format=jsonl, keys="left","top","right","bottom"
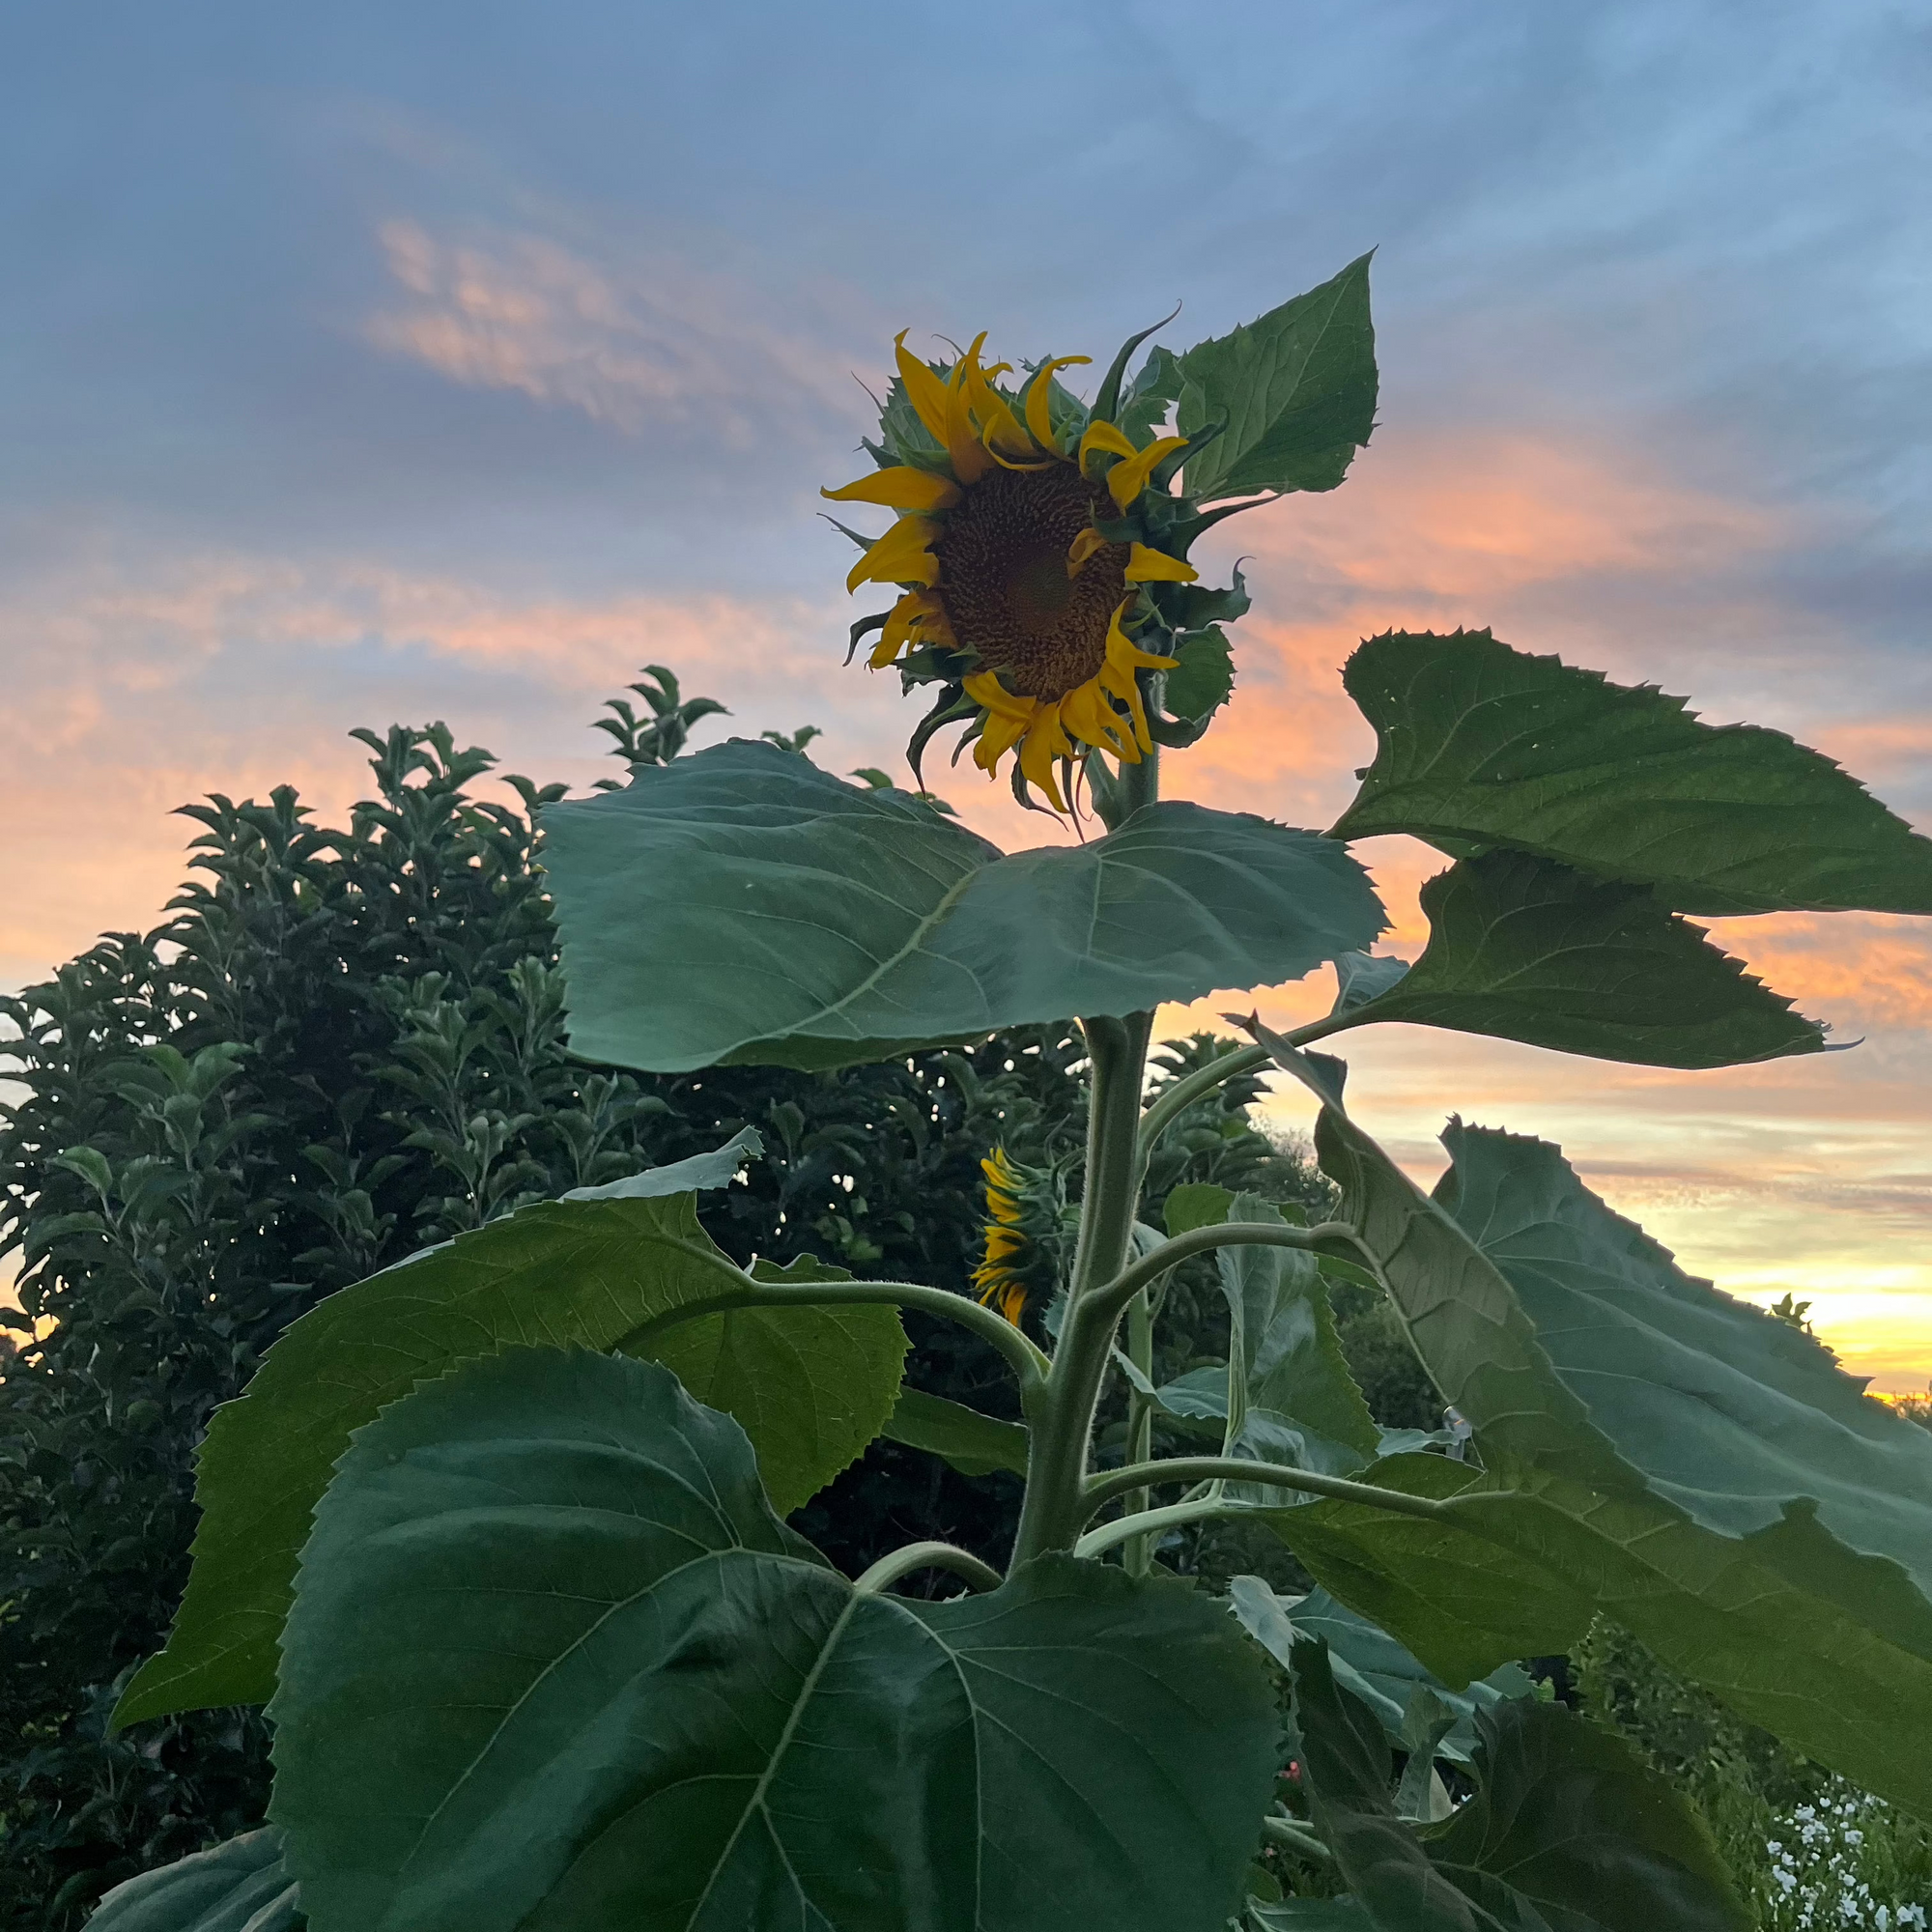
{"left": 543, "top": 740, "right": 1385, "bottom": 1074}
{"left": 1293, "top": 1639, "right": 1747, "bottom": 1932}
{"left": 625, "top": 1250, "right": 909, "bottom": 1514}
{"left": 1328, "top": 850, "right": 1827, "bottom": 1066}
{"left": 880, "top": 1384, "right": 1030, "bottom": 1478}
{"left": 270, "top": 1348, "right": 1279, "bottom": 1932}
{"left": 115, "top": 1168, "right": 904, "bottom": 1725}
{"left": 1217, "top": 1194, "right": 1380, "bottom": 1492}
{"left": 1331, "top": 630, "right": 1932, "bottom": 915}
{"left": 1163, "top": 625, "right": 1236, "bottom": 724}
{"left": 1117, "top": 341, "right": 1184, "bottom": 443}
{"left": 1177, "top": 254, "right": 1378, "bottom": 501}
{"left": 86, "top": 1826, "right": 301, "bottom": 1932}
{"left": 559, "top": 1124, "right": 762, "bottom": 1199}
{"left": 1329, "top": 952, "right": 1409, "bottom": 1016}
{"left": 1227, "top": 1577, "right": 1533, "bottom": 1765}
{"left": 1251, "top": 1029, "right": 1932, "bottom": 1816}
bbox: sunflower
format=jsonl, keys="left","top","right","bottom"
{"left": 826, "top": 332, "right": 1202, "bottom": 811}
{"left": 972, "top": 1146, "right": 1034, "bottom": 1325}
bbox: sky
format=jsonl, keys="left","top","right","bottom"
{"left": 4, "top": 0, "right": 1930, "bottom": 1387}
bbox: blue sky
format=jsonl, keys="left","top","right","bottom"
{"left": 5, "top": 0, "right": 1931, "bottom": 1380}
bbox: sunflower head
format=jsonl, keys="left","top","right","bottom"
{"left": 970, "top": 1144, "right": 1067, "bottom": 1326}
{"left": 827, "top": 325, "right": 1244, "bottom": 814}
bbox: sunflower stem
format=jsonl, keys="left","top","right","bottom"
{"left": 1009, "top": 1010, "right": 1154, "bottom": 1563}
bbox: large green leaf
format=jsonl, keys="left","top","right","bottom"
{"left": 86, "top": 1827, "right": 301, "bottom": 1932}
{"left": 542, "top": 740, "right": 1383, "bottom": 1074}
{"left": 1293, "top": 1639, "right": 1746, "bottom": 1932}
{"left": 1227, "top": 1577, "right": 1533, "bottom": 1765}
{"left": 115, "top": 1172, "right": 903, "bottom": 1725}
{"left": 1176, "top": 255, "right": 1378, "bottom": 500}
{"left": 270, "top": 1348, "right": 1278, "bottom": 1932}
{"left": 1252, "top": 1031, "right": 1932, "bottom": 1816}
{"left": 1332, "top": 850, "right": 1826, "bottom": 1067}
{"left": 1330, "top": 630, "right": 1932, "bottom": 914}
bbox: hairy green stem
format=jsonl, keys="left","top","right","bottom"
{"left": 1080, "top": 1457, "right": 1460, "bottom": 1524}
{"left": 617, "top": 1276, "right": 1050, "bottom": 1390}
{"left": 1074, "top": 1493, "right": 1246, "bottom": 1560}
{"left": 1009, "top": 1009, "right": 1154, "bottom": 1563}
{"left": 1090, "top": 1220, "right": 1364, "bottom": 1330}
{"left": 1121, "top": 1289, "right": 1156, "bottom": 1577}
{"left": 854, "top": 1541, "right": 1003, "bottom": 1597}
{"left": 1261, "top": 1815, "right": 1334, "bottom": 1863}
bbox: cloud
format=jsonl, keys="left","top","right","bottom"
{"left": 363, "top": 219, "right": 871, "bottom": 442}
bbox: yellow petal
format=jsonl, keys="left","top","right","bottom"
{"left": 1103, "top": 600, "right": 1179, "bottom": 672}
{"left": 962, "top": 353, "right": 1037, "bottom": 460}
{"left": 1023, "top": 355, "right": 1092, "bottom": 454}
{"left": 869, "top": 590, "right": 933, "bottom": 667}
{"left": 895, "top": 330, "right": 954, "bottom": 444}
{"left": 846, "top": 516, "right": 939, "bottom": 594}
{"left": 1018, "top": 710, "right": 1073, "bottom": 812}
{"left": 1122, "top": 542, "right": 1198, "bottom": 583}
{"left": 1061, "top": 680, "right": 1132, "bottom": 756}
{"left": 963, "top": 669, "right": 1037, "bottom": 720}
{"left": 1077, "top": 417, "right": 1138, "bottom": 476}
{"left": 945, "top": 336, "right": 994, "bottom": 485}
{"left": 1107, "top": 435, "right": 1189, "bottom": 512}
{"left": 823, "top": 467, "right": 960, "bottom": 512}
{"left": 1065, "top": 527, "right": 1110, "bottom": 577}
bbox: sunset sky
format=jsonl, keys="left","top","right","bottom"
{"left": 5, "top": 3, "right": 1930, "bottom": 1387}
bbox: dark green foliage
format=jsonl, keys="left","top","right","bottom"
{"left": 0, "top": 704, "right": 1092, "bottom": 1927}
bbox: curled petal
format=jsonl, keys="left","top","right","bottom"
{"left": 1023, "top": 355, "right": 1092, "bottom": 454}
{"left": 1077, "top": 417, "right": 1138, "bottom": 477}
{"left": 1018, "top": 709, "right": 1074, "bottom": 812}
{"left": 824, "top": 467, "right": 960, "bottom": 512}
{"left": 1106, "top": 435, "right": 1189, "bottom": 512}
{"left": 1066, "top": 527, "right": 1111, "bottom": 577}
{"left": 1122, "top": 542, "right": 1198, "bottom": 584}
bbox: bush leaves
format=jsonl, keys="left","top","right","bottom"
{"left": 543, "top": 740, "right": 1385, "bottom": 1073}
{"left": 115, "top": 1174, "right": 904, "bottom": 1725}
{"left": 1331, "top": 630, "right": 1932, "bottom": 915}
{"left": 1329, "top": 850, "right": 1827, "bottom": 1066}
{"left": 1176, "top": 254, "right": 1378, "bottom": 501}
{"left": 270, "top": 1348, "right": 1279, "bottom": 1932}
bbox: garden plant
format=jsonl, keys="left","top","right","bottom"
{"left": 85, "top": 258, "right": 1932, "bottom": 1930}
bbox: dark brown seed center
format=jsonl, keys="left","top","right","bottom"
{"left": 933, "top": 464, "right": 1128, "bottom": 698}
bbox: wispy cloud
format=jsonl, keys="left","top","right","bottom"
{"left": 364, "top": 218, "right": 870, "bottom": 441}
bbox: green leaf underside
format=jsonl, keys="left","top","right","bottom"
{"left": 1177, "top": 254, "right": 1378, "bottom": 501}
{"left": 115, "top": 1189, "right": 903, "bottom": 1725}
{"left": 1253, "top": 1035, "right": 1932, "bottom": 1816}
{"left": 1248, "top": 1900, "right": 1378, "bottom": 1931}
{"left": 880, "top": 1385, "right": 1030, "bottom": 1477}
{"left": 1164, "top": 626, "right": 1236, "bottom": 723}
{"left": 270, "top": 1349, "right": 1278, "bottom": 1932}
{"left": 1217, "top": 1194, "right": 1380, "bottom": 1492}
{"left": 85, "top": 1826, "right": 300, "bottom": 1932}
{"left": 542, "top": 740, "right": 1384, "bottom": 1074}
{"left": 1227, "top": 1577, "right": 1532, "bottom": 1765}
{"left": 1331, "top": 630, "right": 1932, "bottom": 915}
{"left": 1293, "top": 1639, "right": 1745, "bottom": 1932}
{"left": 1337, "top": 850, "right": 1825, "bottom": 1067}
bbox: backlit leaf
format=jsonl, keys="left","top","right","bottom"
{"left": 543, "top": 740, "right": 1385, "bottom": 1073}
{"left": 1331, "top": 630, "right": 1932, "bottom": 915}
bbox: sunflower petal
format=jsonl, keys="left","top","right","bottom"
{"left": 1065, "top": 526, "right": 1111, "bottom": 577}
{"left": 963, "top": 669, "right": 1036, "bottom": 720}
{"left": 846, "top": 516, "right": 939, "bottom": 594}
{"left": 962, "top": 353, "right": 1037, "bottom": 461}
{"left": 1077, "top": 417, "right": 1138, "bottom": 476}
{"left": 1023, "top": 355, "right": 1092, "bottom": 454}
{"left": 1123, "top": 542, "right": 1198, "bottom": 584}
{"left": 895, "top": 330, "right": 954, "bottom": 444}
{"left": 1018, "top": 709, "right": 1073, "bottom": 812}
{"left": 945, "top": 336, "right": 994, "bottom": 485}
{"left": 1106, "top": 435, "right": 1189, "bottom": 512}
{"left": 824, "top": 467, "right": 960, "bottom": 512}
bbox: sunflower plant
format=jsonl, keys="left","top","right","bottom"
{"left": 95, "top": 257, "right": 1932, "bottom": 1932}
